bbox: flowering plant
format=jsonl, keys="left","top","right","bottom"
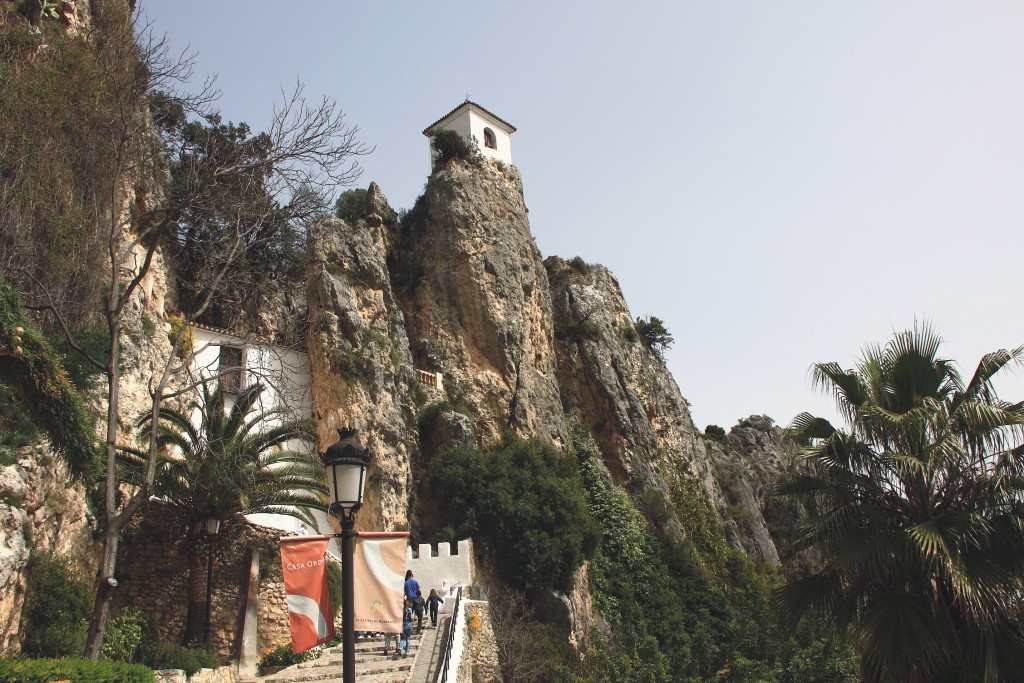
{"left": 259, "top": 642, "right": 317, "bottom": 668}
{"left": 466, "top": 607, "right": 482, "bottom": 640}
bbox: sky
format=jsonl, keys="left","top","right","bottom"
{"left": 141, "top": 0, "right": 1024, "bottom": 431}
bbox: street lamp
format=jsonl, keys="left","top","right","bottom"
{"left": 321, "top": 428, "right": 371, "bottom": 683}
{"left": 203, "top": 511, "right": 221, "bottom": 647}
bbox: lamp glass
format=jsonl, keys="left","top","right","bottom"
{"left": 327, "top": 460, "right": 367, "bottom": 510}
{"left": 204, "top": 514, "right": 221, "bottom": 535}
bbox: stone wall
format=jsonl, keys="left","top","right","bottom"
{"left": 455, "top": 599, "right": 499, "bottom": 683}
{"left": 113, "top": 503, "right": 292, "bottom": 660}
{"left": 154, "top": 666, "right": 237, "bottom": 683}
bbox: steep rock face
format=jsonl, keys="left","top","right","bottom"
{"left": 546, "top": 258, "right": 723, "bottom": 533}
{"left": 393, "top": 157, "right": 566, "bottom": 450}
{"left": 307, "top": 185, "right": 420, "bottom": 531}
{"left": 704, "top": 416, "right": 806, "bottom": 567}
{"left": 0, "top": 449, "right": 94, "bottom": 654}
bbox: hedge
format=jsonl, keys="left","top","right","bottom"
{"left": 0, "top": 657, "right": 154, "bottom": 683}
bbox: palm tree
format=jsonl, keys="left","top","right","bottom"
{"left": 776, "top": 325, "right": 1024, "bottom": 683}
{"left": 122, "top": 380, "right": 327, "bottom": 645}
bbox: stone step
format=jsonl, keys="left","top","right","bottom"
{"left": 263, "top": 653, "right": 415, "bottom": 683}
{"left": 251, "top": 631, "right": 427, "bottom": 683}
{"left": 264, "top": 663, "right": 412, "bottom": 683}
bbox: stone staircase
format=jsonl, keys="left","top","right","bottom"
{"left": 253, "top": 617, "right": 451, "bottom": 683}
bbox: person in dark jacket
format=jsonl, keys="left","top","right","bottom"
{"left": 426, "top": 588, "right": 443, "bottom": 628}
{"left": 413, "top": 588, "right": 426, "bottom": 633}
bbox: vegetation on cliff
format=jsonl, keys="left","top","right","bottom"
{"left": 569, "top": 419, "right": 857, "bottom": 683}
{"left": 1, "top": 0, "right": 367, "bottom": 657}
{"left": 0, "top": 283, "right": 99, "bottom": 480}
{"left": 428, "top": 432, "right": 600, "bottom": 593}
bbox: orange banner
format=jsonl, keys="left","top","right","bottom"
{"left": 354, "top": 536, "right": 408, "bottom": 633}
{"left": 280, "top": 537, "right": 335, "bottom": 653}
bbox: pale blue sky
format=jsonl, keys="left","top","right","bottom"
{"left": 142, "top": 1, "right": 1024, "bottom": 431}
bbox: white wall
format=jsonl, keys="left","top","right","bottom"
{"left": 189, "top": 328, "right": 340, "bottom": 555}
{"left": 467, "top": 110, "right": 513, "bottom": 165}
{"left": 405, "top": 539, "right": 473, "bottom": 596}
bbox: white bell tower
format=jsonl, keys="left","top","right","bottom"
{"left": 423, "top": 101, "right": 516, "bottom": 166}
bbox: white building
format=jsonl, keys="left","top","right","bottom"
{"left": 188, "top": 325, "right": 341, "bottom": 555}
{"left": 423, "top": 101, "right": 516, "bottom": 166}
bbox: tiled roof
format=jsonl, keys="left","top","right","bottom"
{"left": 422, "top": 100, "right": 517, "bottom": 136}
{"left": 188, "top": 322, "right": 306, "bottom": 351}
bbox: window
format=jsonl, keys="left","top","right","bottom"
{"left": 483, "top": 127, "right": 497, "bottom": 150}
{"left": 218, "top": 345, "right": 245, "bottom": 393}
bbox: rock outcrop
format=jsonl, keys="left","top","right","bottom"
{"left": 0, "top": 448, "right": 95, "bottom": 654}
{"left": 393, "top": 157, "right": 566, "bottom": 451}
{"left": 705, "top": 416, "right": 810, "bottom": 570}
{"left": 546, "top": 257, "right": 724, "bottom": 546}
{"left": 306, "top": 184, "right": 420, "bottom": 532}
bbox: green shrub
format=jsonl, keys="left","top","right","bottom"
{"left": 431, "top": 129, "right": 478, "bottom": 167}
{"left": 166, "top": 314, "right": 194, "bottom": 362}
{"left": 145, "top": 642, "right": 220, "bottom": 675}
{"left": 418, "top": 400, "right": 473, "bottom": 433}
{"left": 0, "top": 385, "right": 38, "bottom": 460}
{"left": 704, "top": 424, "right": 727, "bottom": 442}
{"left": 634, "top": 316, "right": 674, "bottom": 357}
{"left": 0, "top": 657, "right": 154, "bottom": 683}
{"left": 0, "top": 283, "right": 101, "bottom": 482}
{"left": 48, "top": 323, "right": 110, "bottom": 391}
{"left": 568, "top": 256, "right": 590, "bottom": 275}
{"left": 428, "top": 433, "right": 600, "bottom": 592}
{"left": 328, "top": 346, "right": 369, "bottom": 380}
{"left": 102, "top": 608, "right": 157, "bottom": 664}
{"left": 334, "top": 188, "right": 369, "bottom": 222}
{"left": 553, "top": 302, "right": 602, "bottom": 344}
{"left": 621, "top": 325, "right": 639, "bottom": 343}
{"left": 564, "top": 416, "right": 860, "bottom": 682}
{"left": 784, "top": 638, "right": 860, "bottom": 683}
{"left": 20, "top": 553, "right": 92, "bottom": 658}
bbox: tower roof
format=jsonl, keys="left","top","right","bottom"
{"left": 422, "top": 101, "right": 516, "bottom": 136}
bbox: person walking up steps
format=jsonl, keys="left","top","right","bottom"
{"left": 426, "top": 588, "right": 442, "bottom": 628}
{"left": 404, "top": 569, "right": 420, "bottom": 601}
{"left": 413, "top": 588, "right": 426, "bottom": 633}
{"left": 399, "top": 598, "right": 414, "bottom": 657}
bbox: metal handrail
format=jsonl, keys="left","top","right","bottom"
{"left": 438, "top": 586, "right": 463, "bottom": 683}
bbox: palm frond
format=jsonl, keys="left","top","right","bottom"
{"left": 859, "top": 592, "right": 949, "bottom": 683}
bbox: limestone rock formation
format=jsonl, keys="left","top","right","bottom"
{"left": 704, "top": 415, "right": 808, "bottom": 568}
{"left": 393, "top": 157, "right": 566, "bottom": 450}
{"left": 306, "top": 184, "right": 420, "bottom": 531}
{"left": 0, "top": 449, "right": 94, "bottom": 654}
{"left": 546, "top": 257, "right": 724, "bottom": 545}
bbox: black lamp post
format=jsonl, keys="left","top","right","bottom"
{"left": 321, "top": 428, "right": 371, "bottom": 683}
{"left": 202, "top": 511, "right": 221, "bottom": 647}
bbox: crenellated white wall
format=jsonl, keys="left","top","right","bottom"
{"left": 405, "top": 539, "right": 474, "bottom": 595}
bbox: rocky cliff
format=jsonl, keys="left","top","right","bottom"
{"left": 0, "top": 449, "right": 95, "bottom": 653}
{"left": 545, "top": 257, "right": 725, "bottom": 550}
{"left": 705, "top": 416, "right": 810, "bottom": 570}
{"left": 306, "top": 184, "right": 420, "bottom": 532}
{"left": 0, "top": 16, "right": 811, "bottom": 657}
{"left": 392, "top": 156, "right": 567, "bottom": 451}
